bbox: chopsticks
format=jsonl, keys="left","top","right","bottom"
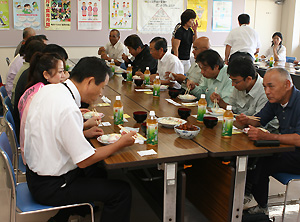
{"left": 118, "top": 125, "right": 146, "bottom": 140}
{"left": 92, "top": 108, "right": 101, "bottom": 126}
{"left": 184, "top": 86, "right": 191, "bottom": 95}
{"left": 234, "top": 114, "right": 261, "bottom": 121}
{"left": 213, "top": 87, "right": 218, "bottom": 109}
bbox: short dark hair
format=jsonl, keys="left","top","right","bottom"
{"left": 238, "top": 14, "right": 250, "bottom": 25}
{"left": 19, "top": 35, "right": 46, "bottom": 56}
{"left": 36, "top": 34, "right": 48, "bottom": 41}
{"left": 196, "top": 49, "right": 224, "bottom": 70}
{"left": 181, "top": 9, "right": 196, "bottom": 26}
{"left": 24, "top": 40, "right": 46, "bottom": 63}
{"left": 27, "top": 52, "right": 64, "bottom": 89}
{"left": 124, "top": 34, "right": 144, "bottom": 50}
{"left": 272, "top": 32, "right": 283, "bottom": 46}
{"left": 110, "top": 29, "right": 120, "bottom": 37}
{"left": 43, "top": 44, "right": 68, "bottom": 60}
{"left": 70, "top": 57, "right": 112, "bottom": 85}
{"left": 227, "top": 57, "right": 257, "bottom": 79}
{"left": 150, "top": 37, "right": 167, "bottom": 53}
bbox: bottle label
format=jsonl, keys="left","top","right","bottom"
{"left": 197, "top": 105, "right": 206, "bottom": 121}
{"left": 147, "top": 123, "right": 158, "bottom": 145}
{"left": 127, "top": 71, "right": 132, "bottom": 82}
{"left": 111, "top": 65, "right": 115, "bottom": 73}
{"left": 153, "top": 84, "right": 160, "bottom": 97}
{"left": 222, "top": 117, "right": 233, "bottom": 137}
{"left": 144, "top": 74, "right": 150, "bottom": 85}
{"left": 114, "top": 107, "right": 124, "bottom": 125}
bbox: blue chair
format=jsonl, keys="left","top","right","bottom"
{"left": 286, "top": 56, "right": 296, "bottom": 63}
{"left": 272, "top": 173, "right": 300, "bottom": 221}
{"left": 4, "top": 96, "right": 13, "bottom": 115}
{"left": 0, "top": 132, "right": 95, "bottom": 222}
{"left": 0, "top": 85, "right": 8, "bottom": 99}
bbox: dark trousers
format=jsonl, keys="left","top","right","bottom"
{"left": 246, "top": 150, "right": 300, "bottom": 207}
{"left": 26, "top": 163, "right": 131, "bottom": 222}
{"left": 229, "top": 51, "right": 253, "bottom": 64}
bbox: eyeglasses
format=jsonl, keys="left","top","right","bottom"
{"left": 231, "top": 79, "right": 244, "bottom": 85}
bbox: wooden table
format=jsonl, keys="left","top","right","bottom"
{"left": 90, "top": 84, "right": 208, "bottom": 222}
{"left": 101, "top": 75, "right": 295, "bottom": 222}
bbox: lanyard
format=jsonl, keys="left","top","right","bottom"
{"left": 61, "top": 82, "right": 75, "bottom": 100}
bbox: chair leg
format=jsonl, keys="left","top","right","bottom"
{"left": 282, "top": 183, "right": 290, "bottom": 222}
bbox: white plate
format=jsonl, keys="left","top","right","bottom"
{"left": 145, "top": 85, "right": 168, "bottom": 91}
{"left": 178, "top": 94, "right": 197, "bottom": 102}
{"left": 157, "top": 117, "right": 187, "bottom": 128}
{"left": 97, "top": 133, "right": 121, "bottom": 145}
{"left": 207, "top": 108, "right": 226, "bottom": 116}
{"left": 83, "top": 111, "right": 105, "bottom": 120}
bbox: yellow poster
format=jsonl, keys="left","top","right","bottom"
{"left": 187, "top": 0, "right": 207, "bottom": 32}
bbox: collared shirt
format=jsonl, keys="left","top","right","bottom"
{"left": 190, "top": 66, "right": 234, "bottom": 107}
{"left": 24, "top": 79, "right": 95, "bottom": 176}
{"left": 158, "top": 52, "right": 184, "bottom": 80}
{"left": 256, "top": 87, "right": 300, "bottom": 135}
{"left": 11, "top": 62, "right": 30, "bottom": 107}
{"left": 182, "top": 62, "right": 202, "bottom": 90}
{"left": 264, "top": 45, "right": 286, "bottom": 62}
{"left": 5, "top": 54, "right": 25, "bottom": 98}
{"left": 105, "top": 40, "right": 129, "bottom": 63}
{"left": 224, "top": 25, "right": 261, "bottom": 59}
{"left": 229, "top": 75, "right": 267, "bottom": 115}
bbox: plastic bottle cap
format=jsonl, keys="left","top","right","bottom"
{"left": 128, "top": 64, "right": 131, "bottom": 67}
{"left": 111, "top": 59, "right": 114, "bottom": 62}
{"left": 146, "top": 67, "right": 149, "bottom": 70}
{"left": 226, "top": 105, "right": 232, "bottom": 110}
{"left": 201, "top": 94, "right": 205, "bottom": 99}
{"left": 156, "top": 76, "right": 159, "bottom": 79}
{"left": 116, "top": 96, "right": 121, "bottom": 100}
{"left": 149, "top": 111, "right": 155, "bottom": 116}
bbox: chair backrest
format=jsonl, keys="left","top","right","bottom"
{"left": 286, "top": 56, "right": 296, "bottom": 63}
{"left": 0, "top": 86, "right": 8, "bottom": 99}
{"left": 6, "top": 57, "right": 11, "bottom": 66}
{"left": 4, "top": 96, "right": 13, "bottom": 115}
{"left": 291, "top": 74, "right": 300, "bottom": 90}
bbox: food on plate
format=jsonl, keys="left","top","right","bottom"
{"left": 211, "top": 108, "right": 225, "bottom": 115}
{"left": 178, "top": 94, "right": 197, "bottom": 101}
{"left": 158, "top": 117, "right": 186, "bottom": 126}
{"left": 83, "top": 111, "right": 104, "bottom": 120}
{"left": 132, "top": 75, "right": 142, "bottom": 79}
{"left": 99, "top": 133, "right": 121, "bottom": 144}
{"left": 175, "top": 123, "right": 198, "bottom": 131}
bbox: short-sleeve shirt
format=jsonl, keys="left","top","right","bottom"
{"left": 256, "top": 87, "right": 300, "bottom": 135}
{"left": 158, "top": 52, "right": 184, "bottom": 80}
{"left": 182, "top": 62, "right": 203, "bottom": 90}
{"left": 105, "top": 40, "right": 129, "bottom": 63}
{"left": 264, "top": 45, "right": 286, "bottom": 62}
{"left": 24, "top": 79, "right": 95, "bottom": 176}
{"left": 174, "top": 26, "right": 194, "bottom": 60}
{"left": 190, "top": 66, "right": 234, "bottom": 107}
{"left": 224, "top": 25, "right": 261, "bottom": 59}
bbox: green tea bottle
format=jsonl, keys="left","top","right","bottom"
{"left": 126, "top": 64, "right": 132, "bottom": 82}
{"left": 113, "top": 96, "right": 123, "bottom": 125}
{"left": 197, "top": 94, "right": 207, "bottom": 122}
{"left": 144, "top": 67, "right": 150, "bottom": 85}
{"left": 153, "top": 76, "right": 161, "bottom": 97}
{"left": 147, "top": 111, "right": 158, "bottom": 146}
{"left": 222, "top": 105, "right": 234, "bottom": 138}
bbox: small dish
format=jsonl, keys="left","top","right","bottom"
{"left": 83, "top": 111, "right": 105, "bottom": 120}
{"left": 97, "top": 133, "right": 121, "bottom": 145}
{"left": 157, "top": 117, "right": 187, "bottom": 128}
{"left": 174, "top": 123, "right": 200, "bottom": 139}
{"left": 178, "top": 94, "right": 197, "bottom": 102}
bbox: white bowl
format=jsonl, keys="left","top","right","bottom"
{"left": 174, "top": 124, "right": 200, "bottom": 139}
{"left": 178, "top": 94, "right": 197, "bottom": 102}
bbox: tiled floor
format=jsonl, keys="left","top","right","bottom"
{"left": 2, "top": 171, "right": 300, "bottom": 221}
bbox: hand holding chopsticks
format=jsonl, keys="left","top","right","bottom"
{"left": 234, "top": 114, "right": 260, "bottom": 121}
{"left": 118, "top": 125, "right": 138, "bottom": 140}
{"left": 184, "top": 86, "right": 191, "bottom": 95}
{"left": 92, "top": 108, "right": 102, "bottom": 126}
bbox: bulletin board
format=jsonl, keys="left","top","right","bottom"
{"left": 0, "top": 0, "right": 245, "bottom": 47}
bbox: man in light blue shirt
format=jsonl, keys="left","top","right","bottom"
{"left": 187, "top": 49, "right": 233, "bottom": 108}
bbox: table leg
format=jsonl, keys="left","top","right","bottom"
{"left": 158, "top": 162, "right": 177, "bottom": 222}
{"left": 231, "top": 156, "right": 248, "bottom": 222}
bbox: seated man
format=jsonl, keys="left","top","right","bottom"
{"left": 98, "top": 29, "right": 129, "bottom": 66}
{"left": 147, "top": 37, "right": 183, "bottom": 88}
{"left": 170, "top": 36, "right": 211, "bottom": 90}
{"left": 235, "top": 67, "right": 300, "bottom": 215}
{"left": 25, "top": 57, "right": 136, "bottom": 222}
{"left": 14, "top": 27, "right": 36, "bottom": 57}
{"left": 122, "top": 34, "right": 157, "bottom": 76}
{"left": 187, "top": 49, "right": 233, "bottom": 107}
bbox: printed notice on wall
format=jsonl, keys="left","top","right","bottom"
{"left": 187, "top": 0, "right": 207, "bottom": 32}
{"left": 137, "top": 0, "right": 184, "bottom": 34}
{"left": 45, "top": 0, "right": 71, "bottom": 30}
{"left": 212, "top": 0, "right": 232, "bottom": 32}
{"left": 13, "top": 0, "right": 41, "bottom": 30}
{"left": 0, "top": 1, "right": 9, "bottom": 30}
{"left": 78, "top": 0, "right": 102, "bottom": 30}
{"left": 109, "top": 0, "right": 132, "bottom": 30}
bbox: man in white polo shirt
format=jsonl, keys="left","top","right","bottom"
{"left": 224, "top": 14, "right": 261, "bottom": 64}
{"left": 98, "top": 29, "right": 129, "bottom": 66}
{"left": 25, "top": 57, "right": 135, "bottom": 222}
{"left": 148, "top": 37, "right": 184, "bottom": 89}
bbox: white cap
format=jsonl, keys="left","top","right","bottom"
{"left": 128, "top": 64, "right": 131, "bottom": 67}
{"left": 149, "top": 111, "right": 155, "bottom": 116}
{"left": 156, "top": 76, "right": 159, "bottom": 79}
{"left": 111, "top": 59, "right": 114, "bottom": 62}
{"left": 146, "top": 67, "right": 149, "bottom": 70}
{"left": 116, "top": 96, "right": 121, "bottom": 100}
{"left": 226, "top": 105, "right": 232, "bottom": 110}
{"left": 201, "top": 94, "right": 205, "bottom": 99}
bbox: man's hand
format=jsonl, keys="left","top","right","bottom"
{"left": 100, "top": 52, "right": 109, "bottom": 60}
{"left": 84, "top": 116, "right": 102, "bottom": 129}
{"left": 116, "top": 131, "right": 136, "bottom": 147}
{"left": 210, "top": 92, "right": 221, "bottom": 103}
{"left": 235, "top": 113, "right": 249, "bottom": 127}
{"left": 169, "top": 72, "right": 186, "bottom": 83}
{"left": 186, "top": 80, "right": 197, "bottom": 90}
{"left": 83, "top": 126, "right": 104, "bottom": 138}
{"left": 150, "top": 74, "right": 158, "bottom": 82}
{"left": 98, "top": 47, "right": 105, "bottom": 55}
{"left": 122, "top": 53, "right": 129, "bottom": 63}
{"left": 247, "top": 125, "right": 269, "bottom": 141}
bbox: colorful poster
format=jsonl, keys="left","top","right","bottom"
{"left": 187, "top": 0, "right": 207, "bottom": 32}
{"left": 13, "top": 0, "right": 41, "bottom": 30}
{"left": 78, "top": 0, "right": 102, "bottom": 30}
{"left": 0, "top": 1, "right": 9, "bottom": 30}
{"left": 212, "top": 0, "right": 232, "bottom": 32}
{"left": 137, "top": 0, "right": 184, "bottom": 34}
{"left": 45, "top": 0, "right": 71, "bottom": 30}
{"left": 109, "top": 0, "right": 132, "bottom": 29}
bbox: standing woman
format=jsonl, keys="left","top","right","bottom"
{"left": 262, "top": 32, "right": 286, "bottom": 62}
{"left": 172, "top": 9, "right": 198, "bottom": 73}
